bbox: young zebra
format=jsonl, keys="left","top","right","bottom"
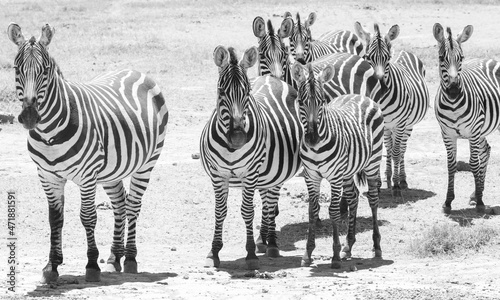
{"left": 280, "top": 12, "right": 364, "bottom": 64}
{"left": 291, "top": 62, "right": 384, "bottom": 268}
{"left": 7, "top": 23, "right": 169, "bottom": 282}
{"left": 433, "top": 24, "right": 500, "bottom": 213}
{"left": 200, "top": 46, "right": 303, "bottom": 269}
{"left": 354, "top": 22, "right": 429, "bottom": 196}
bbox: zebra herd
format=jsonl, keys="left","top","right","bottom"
{"left": 6, "top": 11, "right": 500, "bottom": 282}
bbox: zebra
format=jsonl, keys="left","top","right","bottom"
{"left": 433, "top": 23, "right": 500, "bottom": 214}
{"left": 279, "top": 12, "right": 364, "bottom": 64}
{"left": 7, "top": 23, "right": 169, "bottom": 283}
{"left": 354, "top": 22, "right": 429, "bottom": 196}
{"left": 200, "top": 46, "right": 303, "bottom": 269}
{"left": 291, "top": 61, "right": 384, "bottom": 268}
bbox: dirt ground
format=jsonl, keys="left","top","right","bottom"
{"left": 1, "top": 1, "right": 500, "bottom": 299}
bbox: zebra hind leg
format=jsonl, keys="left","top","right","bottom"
{"left": 79, "top": 179, "right": 101, "bottom": 282}
{"left": 340, "top": 179, "right": 358, "bottom": 260}
{"left": 398, "top": 128, "right": 413, "bottom": 190}
{"left": 102, "top": 181, "right": 127, "bottom": 272}
{"left": 256, "top": 190, "right": 269, "bottom": 254}
{"left": 469, "top": 138, "right": 490, "bottom": 213}
{"left": 258, "top": 186, "right": 281, "bottom": 258}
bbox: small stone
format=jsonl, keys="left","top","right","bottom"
{"left": 244, "top": 271, "right": 256, "bottom": 277}
{"left": 349, "top": 265, "right": 357, "bottom": 272}
{"left": 183, "top": 274, "right": 189, "bottom": 279}
{"left": 191, "top": 153, "right": 200, "bottom": 159}
{"left": 206, "top": 270, "right": 214, "bottom": 275}
{"left": 262, "top": 288, "right": 269, "bottom": 293}
{"left": 172, "top": 162, "right": 178, "bottom": 166}
{"left": 303, "top": 285, "right": 310, "bottom": 289}
{"left": 171, "top": 247, "right": 177, "bottom": 251}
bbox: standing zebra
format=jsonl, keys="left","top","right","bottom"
{"left": 433, "top": 23, "right": 500, "bottom": 213}
{"left": 7, "top": 23, "right": 169, "bottom": 282}
{"left": 291, "top": 61, "right": 384, "bottom": 268}
{"left": 200, "top": 46, "right": 303, "bottom": 269}
{"left": 280, "top": 12, "right": 364, "bottom": 64}
{"left": 354, "top": 22, "right": 429, "bottom": 196}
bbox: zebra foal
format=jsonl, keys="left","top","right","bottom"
{"left": 291, "top": 62, "right": 384, "bottom": 268}
{"left": 433, "top": 23, "right": 500, "bottom": 213}
{"left": 200, "top": 46, "right": 302, "bottom": 269}
{"left": 8, "top": 23, "right": 168, "bottom": 282}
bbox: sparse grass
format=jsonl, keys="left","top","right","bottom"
{"left": 409, "top": 221, "right": 498, "bottom": 257}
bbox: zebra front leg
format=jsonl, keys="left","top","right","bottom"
{"left": 340, "top": 179, "right": 358, "bottom": 260}
{"left": 257, "top": 186, "right": 281, "bottom": 257}
{"left": 301, "top": 175, "right": 321, "bottom": 267}
{"left": 205, "top": 176, "right": 229, "bottom": 268}
{"left": 469, "top": 138, "right": 490, "bottom": 213}
{"left": 39, "top": 171, "right": 67, "bottom": 284}
{"left": 79, "top": 179, "right": 101, "bottom": 282}
{"left": 442, "top": 136, "right": 458, "bottom": 214}
{"left": 368, "top": 177, "right": 382, "bottom": 258}
{"left": 390, "top": 126, "right": 407, "bottom": 197}
{"left": 328, "top": 178, "right": 343, "bottom": 269}
{"left": 398, "top": 127, "right": 413, "bottom": 190}
{"left": 241, "top": 180, "right": 259, "bottom": 270}
{"left": 102, "top": 181, "right": 127, "bottom": 272}
{"left": 384, "top": 128, "right": 394, "bottom": 190}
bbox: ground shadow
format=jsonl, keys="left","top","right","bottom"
{"left": 27, "top": 271, "right": 177, "bottom": 297}
{"left": 378, "top": 188, "right": 436, "bottom": 209}
{"left": 279, "top": 217, "right": 389, "bottom": 252}
{"left": 447, "top": 207, "right": 495, "bottom": 226}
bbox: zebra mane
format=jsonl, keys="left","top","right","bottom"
{"left": 267, "top": 20, "right": 277, "bottom": 48}
{"left": 50, "top": 56, "right": 64, "bottom": 79}
{"left": 307, "top": 63, "right": 316, "bottom": 97}
{"left": 228, "top": 47, "right": 239, "bottom": 65}
{"left": 374, "top": 23, "right": 382, "bottom": 48}
{"left": 446, "top": 27, "right": 454, "bottom": 50}
{"left": 296, "top": 13, "right": 302, "bottom": 35}
{"left": 29, "top": 36, "right": 36, "bottom": 45}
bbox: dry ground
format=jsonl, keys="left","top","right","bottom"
{"left": 1, "top": 1, "right": 500, "bottom": 299}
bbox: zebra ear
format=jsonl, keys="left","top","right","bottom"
{"left": 457, "top": 25, "right": 473, "bottom": 44}
{"left": 7, "top": 23, "right": 25, "bottom": 47}
{"left": 305, "top": 12, "right": 317, "bottom": 28}
{"left": 291, "top": 62, "right": 307, "bottom": 83}
{"left": 386, "top": 25, "right": 400, "bottom": 42}
{"left": 283, "top": 11, "right": 292, "bottom": 19}
{"left": 213, "top": 45, "right": 229, "bottom": 68}
{"left": 354, "top": 22, "right": 371, "bottom": 46}
{"left": 279, "top": 17, "right": 293, "bottom": 38}
{"left": 240, "top": 46, "right": 258, "bottom": 70}
{"left": 253, "top": 17, "right": 266, "bottom": 38}
{"left": 39, "top": 23, "right": 55, "bottom": 48}
{"left": 433, "top": 23, "right": 445, "bottom": 43}
{"left": 319, "top": 65, "right": 335, "bottom": 83}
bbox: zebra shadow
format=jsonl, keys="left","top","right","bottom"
{"left": 377, "top": 188, "right": 436, "bottom": 208}
{"left": 446, "top": 207, "right": 496, "bottom": 227}
{"left": 26, "top": 271, "right": 177, "bottom": 297}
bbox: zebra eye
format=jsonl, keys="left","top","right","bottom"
{"left": 13, "top": 66, "right": 20, "bottom": 75}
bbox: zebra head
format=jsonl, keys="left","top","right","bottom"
{"left": 7, "top": 23, "right": 55, "bottom": 130}
{"left": 253, "top": 17, "right": 289, "bottom": 80}
{"left": 291, "top": 61, "right": 334, "bottom": 148}
{"left": 354, "top": 22, "right": 399, "bottom": 83}
{"left": 433, "top": 23, "right": 473, "bottom": 100}
{"left": 213, "top": 45, "right": 257, "bottom": 150}
{"left": 280, "top": 12, "right": 316, "bottom": 63}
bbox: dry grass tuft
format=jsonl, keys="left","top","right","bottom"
{"left": 409, "top": 221, "right": 498, "bottom": 257}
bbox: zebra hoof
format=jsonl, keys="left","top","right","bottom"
{"left": 256, "top": 243, "right": 267, "bottom": 254}
{"left": 85, "top": 268, "right": 101, "bottom": 282}
{"left": 123, "top": 258, "right": 138, "bottom": 273}
{"left": 331, "top": 260, "right": 342, "bottom": 269}
{"left": 373, "top": 249, "right": 383, "bottom": 258}
{"left": 476, "top": 205, "right": 486, "bottom": 214}
{"left": 41, "top": 270, "right": 59, "bottom": 284}
{"left": 301, "top": 258, "right": 313, "bottom": 267}
{"left": 266, "top": 246, "right": 280, "bottom": 258}
{"left": 442, "top": 205, "right": 452, "bottom": 214}
{"left": 392, "top": 188, "right": 402, "bottom": 197}
{"left": 400, "top": 180, "right": 408, "bottom": 190}
{"left": 245, "top": 258, "right": 260, "bottom": 270}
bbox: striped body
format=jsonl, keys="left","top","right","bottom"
{"left": 291, "top": 62, "right": 384, "bottom": 268}
{"left": 433, "top": 23, "right": 500, "bottom": 213}
{"left": 201, "top": 46, "right": 302, "bottom": 269}
{"left": 8, "top": 23, "right": 168, "bottom": 282}
{"left": 355, "top": 23, "right": 429, "bottom": 194}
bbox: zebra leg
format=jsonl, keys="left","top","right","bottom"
{"left": 79, "top": 178, "right": 101, "bottom": 282}
{"left": 399, "top": 127, "right": 413, "bottom": 190}
{"left": 469, "top": 138, "right": 490, "bottom": 213}
{"left": 442, "top": 136, "right": 458, "bottom": 214}
{"left": 328, "top": 177, "right": 344, "bottom": 269}
{"left": 39, "top": 171, "right": 67, "bottom": 284}
{"left": 301, "top": 174, "right": 321, "bottom": 267}
{"left": 123, "top": 169, "right": 154, "bottom": 274}
{"left": 205, "top": 176, "right": 229, "bottom": 268}
{"left": 384, "top": 128, "right": 393, "bottom": 190}
{"left": 241, "top": 178, "right": 260, "bottom": 270}
{"left": 340, "top": 179, "right": 358, "bottom": 260}
{"left": 256, "top": 186, "right": 281, "bottom": 257}
{"left": 367, "top": 177, "right": 382, "bottom": 258}
{"left": 102, "top": 181, "right": 127, "bottom": 272}
{"left": 391, "top": 126, "right": 407, "bottom": 197}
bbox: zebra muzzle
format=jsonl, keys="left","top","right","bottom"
{"left": 227, "top": 128, "right": 247, "bottom": 150}
{"left": 446, "top": 83, "right": 461, "bottom": 99}
{"left": 304, "top": 122, "right": 320, "bottom": 147}
{"left": 18, "top": 103, "right": 40, "bottom": 130}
